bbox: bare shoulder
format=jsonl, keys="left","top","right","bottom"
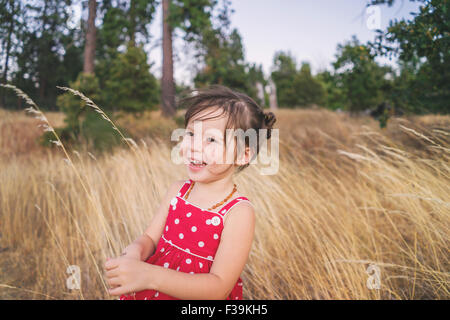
{"left": 144, "top": 179, "right": 186, "bottom": 229}
{"left": 154, "top": 179, "right": 186, "bottom": 214}
{"left": 171, "top": 179, "right": 186, "bottom": 195}
{"left": 164, "top": 179, "right": 186, "bottom": 202}
{"left": 223, "top": 200, "right": 255, "bottom": 227}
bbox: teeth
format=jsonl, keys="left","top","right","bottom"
{"left": 191, "top": 159, "right": 205, "bottom": 165}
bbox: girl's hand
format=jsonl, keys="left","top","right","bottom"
{"left": 104, "top": 256, "right": 153, "bottom": 296}
{"left": 120, "top": 250, "right": 141, "bottom": 261}
{"left": 120, "top": 243, "right": 143, "bottom": 261}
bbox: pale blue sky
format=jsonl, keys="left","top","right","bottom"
{"left": 228, "top": 0, "right": 421, "bottom": 73}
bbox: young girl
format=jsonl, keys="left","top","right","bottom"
{"left": 104, "top": 85, "right": 276, "bottom": 300}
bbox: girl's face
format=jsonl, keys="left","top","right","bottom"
{"left": 180, "top": 107, "right": 238, "bottom": 182}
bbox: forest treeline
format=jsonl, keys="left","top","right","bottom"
{"left": 0, "top": 0, "right": 448, "bottom": 118}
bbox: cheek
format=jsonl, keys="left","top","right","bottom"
{"left": 179, "top": 137, "right": 190, "bottom": 158}
{"left": 223, "top": 140, "right": 237, "bottom": 164}
{"left": 204, "top": 144, "right": 223, "bottom": 164}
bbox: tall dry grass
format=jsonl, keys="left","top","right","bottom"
{"left": 0, "top": 88, "right": 448, "bottom": 299}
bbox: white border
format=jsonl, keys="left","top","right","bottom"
{"left": 161, "top": 234, "right": 214, "bottom": 261}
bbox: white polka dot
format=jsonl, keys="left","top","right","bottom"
{"left": 170, "top": 197, "right": 178, "bottom": 209}
{"left": 163, "top": 262, "right": 169, "bottom": 268}
{"left": 190, "top": 271, "right": 194, "bottom": 274}
{"left": 165, "top": 226, "right": 169, "bottom": 232}
{"left": 155, "top": 292, "right": 159, "bottom": 297}
{"left": 198, "top": 241, "right": 204, "bottom": 247}
{"left": 191, "top": 226, "right": 197, "bottom": 232}
{"left": 179, "top": 233, "right": 184, "bottom": 239}
{"left": 176, "top": 266, "right": 180, "bottom": 271}
{"left": 213, "top": 234, "right": 219, "bottom": 240}
{"left": 174, "top": 218, "right": 180, "bottom": 224}
{"left": 186, "top": 212, "right": 192, "bottom": 217}
{"left": 206, "top": 219, "right": 211, "bottom": 225}
{"left": 199, "top": 262, "right": 203, "bottom": 268}
{"left": 160, "top": 247, "right": 165, "bottom": 252}
{"left": 211, "top": 216, "right": 221, "bottom": 226}
{"left": 207, "top": 256, "right": 213, "bottom": 260}
{"left": 177, "top": 192, "right": 181, "bottom": 197}
{"left": 186, "top": 258, "right": 192, "bottom": 264}
{"left": 185, "top": 248, "right": 190, "bottom": 253}
{"left": 221, "top": 209, "right": 226, "bottom": 214}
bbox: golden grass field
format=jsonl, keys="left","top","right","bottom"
{"left": 0, "top": 96, "right": 449, "bottom": 299}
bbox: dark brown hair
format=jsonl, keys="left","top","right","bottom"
{"left": 178, "top": 85, "right": 277, "bottom": 173}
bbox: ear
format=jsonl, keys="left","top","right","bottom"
{"left": 235, "top": 146, "right": 254, "bottom": 166}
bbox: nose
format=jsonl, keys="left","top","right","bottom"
{"left": 183, "top": 129, "right": 204, "bottom": 163}
{"left": 192, "top": 131, "right": 203, "bottom": 153}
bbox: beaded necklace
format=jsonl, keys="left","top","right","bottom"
{"left": 184, "top": 181, "right": 237, "bottom": 211}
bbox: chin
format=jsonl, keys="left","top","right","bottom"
{"left": 186, "top": 165, "right": 209, "bottom": 180}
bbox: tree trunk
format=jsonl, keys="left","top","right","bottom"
{"left": 129, "top": 0, "right": 136, "bottom": 47}
{"left": 268, "top": 78, "right": 278, "bottom": 110}
{"left": 38, "top": 0, "right": 49, "bottom": 104}
{"left": 1, "top": 3, "right": 14, "bottom": 108}
{"left": 83, "top": 0, "right": 97, "bottom": 74}
{"left": 256, "top": 82, "right": 265, "bottom": 107}
{"left": 161, "top": 0, "right": 176, "bottom": 117}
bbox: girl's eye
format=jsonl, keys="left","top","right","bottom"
{"left": 185, "top": 131, "right": 194, "bottom": 137}
{"left": 207, "top": 137, "right": 216, "bottom": 143}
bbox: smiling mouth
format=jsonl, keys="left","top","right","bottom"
{"left": 189, "top": 159, "right": 207, "bottom": 167}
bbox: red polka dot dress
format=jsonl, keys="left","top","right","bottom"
{"left": 119, "top": 179, "right": 253, "bottom": 300}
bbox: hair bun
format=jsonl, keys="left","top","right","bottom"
{"left": 264, "top": 112, "right": 276, "bottom": 128}
{"left": 263, "top": 111, "right": 276, "bottom": 139}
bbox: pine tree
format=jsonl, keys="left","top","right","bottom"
{"left": 104, "top": 44, "right": 160, "bottom": 114}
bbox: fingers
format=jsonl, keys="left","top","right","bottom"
{"left": 104, "top": 257, "right": 123, "bottom": 295}
{"left": 103, "top": 257, "right": 135, "bottom": 297}
{"left": 105, "top": 268, "right": 119, "bottom": 278}
{"left": 106, "top": 276, "right": 121, "bottom": 288}
{"left": 109, "top": 285, "right": 129, "bottom": 296}
{"left": 104, "top": 257, "right": 119, "bottom": 270}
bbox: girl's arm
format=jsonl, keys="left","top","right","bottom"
{"left": 106, "top": 202, "right": 255, "bottom": 299}
{"left": 119, "top": 180, "right": 185, "bottom": 261}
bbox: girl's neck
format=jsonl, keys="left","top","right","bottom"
{"left": 188, "top": 176, "right": 237, "bottom": 209}
{"left": 192, "top": 176, "right": 234, "bottom": 195}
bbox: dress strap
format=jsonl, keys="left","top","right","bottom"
{"left": 177, "top": 179, "right": 193, "bottom": 198}
{"left": 216, "top": 196, "right": 253, "bottom": 217}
